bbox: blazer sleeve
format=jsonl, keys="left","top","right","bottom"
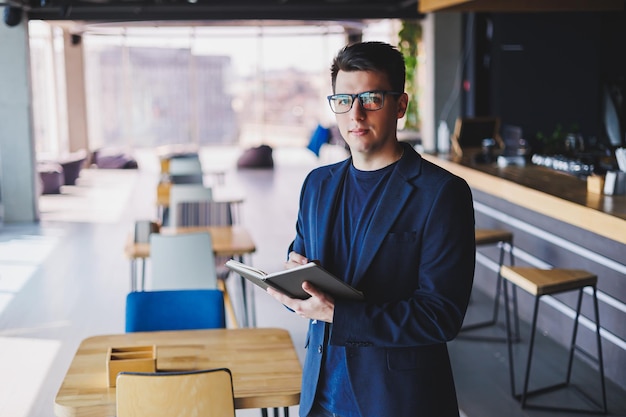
{"left": 289, "top": 172, "right": 310, "bottom": 259}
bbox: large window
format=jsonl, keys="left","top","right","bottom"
{"left": 29, "top": 20, "right": 400, "bottom": 155}
{"left": 29, "top": 22, "right": 68, "bottom": 157}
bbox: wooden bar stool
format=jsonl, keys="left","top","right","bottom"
{"left": 500, "top": 266, "right": 607, "bottom": 414}
{"left": 461, "top": 229, "right": 519, "bottom": 340}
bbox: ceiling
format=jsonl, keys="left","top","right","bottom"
{"left": 7, "top": 0, "right": 422, "bottom": 23}
{"left": 418, "top": 0, "right": 624, "bottom": 12}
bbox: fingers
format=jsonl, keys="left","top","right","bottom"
{"left": 266, "top": 280, "right": 334, "bottom": 323}
{"left": 301, "top": 281, "right": 322, "bottom": 298}
{"left": 285, "top": 251, "right": 309, "bottom": 269}
{"left": 302, "top": 281, "right": 335, "bottom": 306}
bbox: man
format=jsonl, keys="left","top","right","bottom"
{"left": 267, "top": 41, "right": 476, "bottom": 417}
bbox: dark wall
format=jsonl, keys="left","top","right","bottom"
{"left": 470, "top": 12, "right": 626, "bottom": 148}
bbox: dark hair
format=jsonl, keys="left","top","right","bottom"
{"left": 330, "top": 41, "right": 406, "bottom": 93}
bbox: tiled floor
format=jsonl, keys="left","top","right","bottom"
{"left": 0, "top": 146, "right": 624, "bottom": 417}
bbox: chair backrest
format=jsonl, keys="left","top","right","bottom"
{"left": 174, "top": 201, "right": 236, "bottom": 281}
{"left": 149, "top": 232, "right": 218, "bottom": 290}
{"left": 125, "top": 289, "right": 225, "bottom": 332}
{"left": 451, "top": 117, "right": 502, "bottom": 157}
{"left": 168, "top": 184, "right": 212, "bottom": 228}
{"left": 175, "top": 200, "right": 234, "bottom": 227}
{"left": 168, "top": 154, "right": 203, "bottom": 175}
{"left": 169, "top": 155, "right": 204, "bottom": 185}
{"left": 116, "top": 368, "right": 235, "bottom": 417}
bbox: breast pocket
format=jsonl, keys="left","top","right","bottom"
{"left": 382, "top": 231, "right": 419, "bottom": 260}
{"left": 386, "top": 231, "right": 417, "bottom": 243}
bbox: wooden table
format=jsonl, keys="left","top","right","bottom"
{"left": 124, "top": 225, "right": 257, "bottom": 326}
{"left": 125, "top": 225, "right": 256, "bottom": 261}
{"left": 54, "top": 327, "right": 302, "bottom": 417}
{"left": 156, "top": 183, "right": 244, "bottom": 208}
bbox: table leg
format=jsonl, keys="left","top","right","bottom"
{"left": 130, "top": 258, "right": 147, "bottom": 292}
{"left": 236, "top": 254, "right": 258, "bottom": 328}
{"left": 239, "top": 274, "right": 249, "bottom": 327}
{"left": 139, "top": 258, "right": 146, "bottom": 291}
{"left": 249, "top": 272, "right": 257, "bottom": 327}
{"left": 130, "top": 259, "right": 137, "bottom": 292}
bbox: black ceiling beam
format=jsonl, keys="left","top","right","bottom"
{"left": 25, "top": 2, "right": 423, "bottom": 21}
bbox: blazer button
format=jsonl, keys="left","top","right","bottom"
{"left": 317, "top": 345, "right": 323, "bottom": 354}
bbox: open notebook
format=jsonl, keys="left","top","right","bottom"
{"left": 225, "top": 259, "right": 363, "bottom": 300}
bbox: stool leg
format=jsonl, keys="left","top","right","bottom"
{"left": 508, "top": 242, "right": 521, "bottom": 340}
{"left": 520, "top": 296, "right": 541, "bottom": 408}
{"left": 565, "top": 288, "right": 585, "bottom": 384}
{"left": 503, "top": 279, "right": 518, "bottom": 397}
{"left": 499, "top": 242, "right": 520, "bottom": 341}
{"left": 490, "top": 242, "right": 507, "bottom": 324}
{"left": 592, "top": 286, "right": 608, "bottom": 413}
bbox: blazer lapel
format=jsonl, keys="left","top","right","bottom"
{"left": 313, "top": 161, "right": 350, "bottom": 262}
{"left": 352, "top": 145, "right": 422, "bottom": 285}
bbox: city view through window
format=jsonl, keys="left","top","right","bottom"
{"left": 29, "top": 20, "right": 401, "bottom": 156}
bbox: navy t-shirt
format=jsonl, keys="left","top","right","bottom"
{"left": 316, "top": 161, "right": 396, "bottom": 416}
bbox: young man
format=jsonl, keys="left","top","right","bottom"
{"left": 267, "top": 41, "right": 476, "bottom": 417}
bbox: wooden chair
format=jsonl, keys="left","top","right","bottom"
{"left": 501, "top": 266, "right": 607, "bottom": 414}
{"left": 167, "top": 184, "right": 213, "bottom": 227}
{"left": 451, "top": 117, "right": 502, "bottom": 158}
{"left": 116, "top": 368, "right": 235, "bottom": 417}
{"left": 125, "top": 289, "right": 225, "bottom": 332}
{"left": 175, "top": 200, "right": 234, "bottom": 228}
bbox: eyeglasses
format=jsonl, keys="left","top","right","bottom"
{"left": 327, "top": 90, "right": 402, "bottom": 114}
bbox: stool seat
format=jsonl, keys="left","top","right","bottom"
{"left": 475, "top": 229, "right": 513, "bottom": 246}
{"left": 500, "top": 267, "right": 597, "bottom": 296}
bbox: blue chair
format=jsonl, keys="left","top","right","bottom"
{"left": 125, "top": 289, "right": 226, "bottom": 332}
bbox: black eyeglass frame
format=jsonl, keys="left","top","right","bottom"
{"left": 326, "top": 90, "right": 403, "bottom": 114}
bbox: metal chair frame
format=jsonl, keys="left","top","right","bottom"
{"left": 461, "top": 231, "right": 520, "bottom": 342}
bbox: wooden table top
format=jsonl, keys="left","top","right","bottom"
{"left": 422, "top": 153, "right": 626, "bottom": 245}
{"left": 124, "top": 225, "right": 256, "bottom": 259}
{"left": 54, "top": 327, "right": 302, "bottom": 417}
{"left": 157, "top": 182, "right": 245, "bottom": 208}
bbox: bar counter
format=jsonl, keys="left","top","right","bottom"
{"left": 421, "top": 153, "right": 626, "bottom": 244}
{"left": 421, "top": 152, "right": 626, "bottom": 391}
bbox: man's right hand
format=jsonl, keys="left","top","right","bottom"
{"left": 285, "top": 251, "right": 309, "bottom": 269}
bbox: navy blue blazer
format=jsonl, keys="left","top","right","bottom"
{"left": 292, "top": 142, "right": 476, "bottom": 417}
